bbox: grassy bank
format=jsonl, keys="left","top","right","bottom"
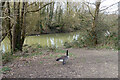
{"left": 2, "top": 42, "right": 117, "bottom": 65}
{"left": 1, "top": 44, "right": 76, "bottom": 74}
{"left": 1, "top": 43, "right": 117, "bottom": 74}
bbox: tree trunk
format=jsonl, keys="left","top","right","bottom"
{"left": 21, "top": 2, "right": 26, "bottom": 48}
{"left": 16, "top": 2, "right": 22, "bottom": 51}
{"left": 0, "top": 2, "right": 2, "bottom": 44}
{"left": 11, "top": 2, "right": 53, "bottom": 53}
{"left": 12, "top": 2, "right": 26, "bottom": 53}
{"left": 12, "top": 2, "right": 16, "bottom": 53}
{"left": 7, "top": 2, "right": 12, "bottom": 50}
{"left": 12, "top": 2, "right": 22, "bottom": 53}
{"left": 58, "top": 5, "right": 62, "bottom": 23}
{"left": 48, "top": 2, "right": 54, "bottom": 27}
{"left": 92, "top": 1, "right": 101, "bottom": 46}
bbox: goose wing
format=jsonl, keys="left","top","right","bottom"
{"left": 56, "top": 56, "right": 68, "bottom": 61}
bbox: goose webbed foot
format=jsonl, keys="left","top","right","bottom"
{"left": 63, "top": 61, "right": 66, "bottom": 65}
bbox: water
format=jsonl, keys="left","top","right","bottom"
{"left": 0, "top": 31, "right": 80, "bottom": 52}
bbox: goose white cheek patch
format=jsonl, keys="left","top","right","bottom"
{"left": 59, "top": 59, "right": 63, "bottom": 62}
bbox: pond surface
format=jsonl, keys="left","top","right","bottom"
{"left": 0, "top": 31, "right": 80, "bottom": 52}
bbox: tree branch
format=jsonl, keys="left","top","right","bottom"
{"left": 27, "top": 2, "right": 36, "bottom": 7}
{"left": 86, "top": 2, "right": 95, "bottom": 5}
{"left": 26, "top": 2, "right": 54, "bottom": 14}
{"left": 0, "top": 32, "right": 7, "bottom": 43}
{"left": 0, "top": 25, "right": 13, "bottom": 43}
{"left": 83, "top": 2, "right": 95, "bottom": 18}
{"left": 0, "top": 15, "right": 17, "bottom": 23}
{"left": 100, "top": 2, "right": 118, "bottom": 11}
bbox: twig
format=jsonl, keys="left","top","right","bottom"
{"left": 100, "top": 2, "right": 118, "bottom": 11}
{"left": 27, "top": 2, "right": 36, "bottom": 7}
{"left": 26, "top": 2, "right": 54, "bottom": 14}
{"left": 83, "top": 2, "right": 95, "bottom": 18}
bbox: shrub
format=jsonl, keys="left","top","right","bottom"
{"left": 2, "top": 52, "right": 13, "bottom": 64}
{"left": 48, "top": 46, "right": 56, "bottom": 52}
{"left": 64, "top": 42, "right": 72, "bottom": 48}
{"left": 1, "top": 66, "right": 11, "bottom": 73}
{"left": 36, "top": 44, "right": 42, "bottom": 48}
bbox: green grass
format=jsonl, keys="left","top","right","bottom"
{"left": 56, "top": 54, "right": 62, "bottom": 57}
{"left": 36, "top": 44, "right": 42, "bottom": 48}
{"left": 0, "top": 66, "right": 11, "bottom": 74}
{"left": 48, "top": 46, "right": 56, "bottom": 52}
{"left": 49, "top": 54, "right": 53, "bottom": 57}
{"left": 24, "top": 49, "right": 29, "bottom": 53}
{"left": 19, "top": 52, "right": 43, "bottom": 58}
{"left": 96, "top": 45, "right": 112, "bottom": 49}
{"left": 23, "top": 54, "right": 30, "bottom": 58}
{"left": 54, "top": 63, "right": 59, "bottom": 66}
{"left": 40, "top": 61, "right": 43, "bottom": 64}
{"left": 30, "top": 52, "right": 43, "bottom": 56}
{"left": 55, "top": 49, "right": 75, "bottom": 57}
{"left": 69, "top": 53, "right": 75, "bottom": 57}
{"left": 55, "top": 49, "right": 66, "bottom": 53}
{"left": 2, "top": 52, "right": 13, "bottom": 64}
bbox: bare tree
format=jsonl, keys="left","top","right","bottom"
{"left": 92, "top": 0, "right": 101, "bottom": 45}
{"left": 11, "top": 2, "right": 53, "bottom": 53}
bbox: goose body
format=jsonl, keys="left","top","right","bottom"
{"left": 56, "top": 50, "right": 69, "bottom": 65}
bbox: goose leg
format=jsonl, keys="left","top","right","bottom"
{"left": 63, "top": 60, "right": 66, "bottom": 65}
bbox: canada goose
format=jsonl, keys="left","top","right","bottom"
{"left": 56, "top": 50, "right": 69, "bottom": 65}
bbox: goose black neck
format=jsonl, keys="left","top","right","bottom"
{"left": 66, "top": 50, "right": 68, "bottom": 56}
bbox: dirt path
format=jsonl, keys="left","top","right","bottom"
{"left": 3, "top": 48, "right": 118, "bottom": 78}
